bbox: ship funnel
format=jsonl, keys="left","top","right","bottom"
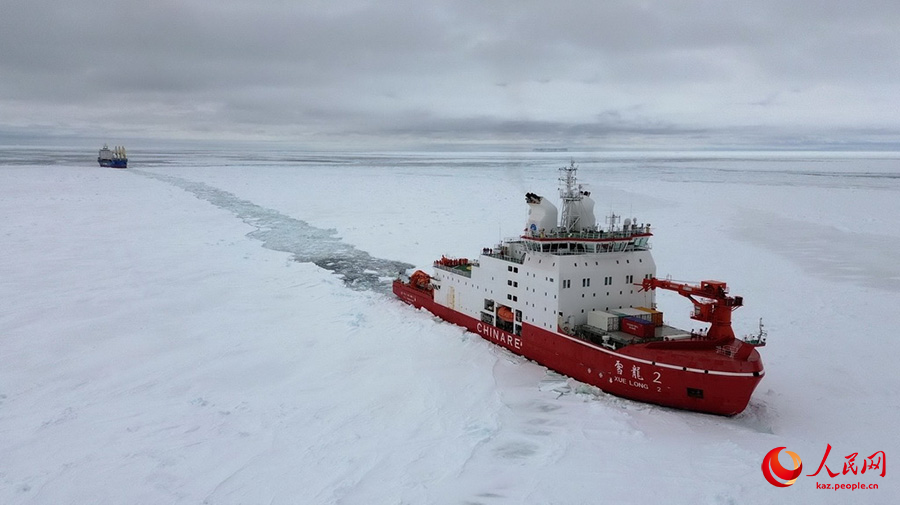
{"left": 525, "top": 193, "right": 557, "bottom": 236}
{"left": 558, "top": 161, "right": 597, "bottom": 232}
{"left": 568, "top": 192, "right": 596, "bottom": 232}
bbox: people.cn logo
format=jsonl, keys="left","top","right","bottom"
{"left": 762, "top": 447, "right": 804, "bottom": 487}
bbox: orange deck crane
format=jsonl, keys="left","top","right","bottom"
{"left": 639, "top": 278, "right": 743, "bottom": 342}
{"left": 409, "top": 270, "right": 433, "bottom": 291}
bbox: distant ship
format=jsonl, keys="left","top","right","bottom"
{"left": 98, "top": 144, "right": 127, "bottom": 168}
{"left": 394, "top": 162, "right": 766, "bottom": 416}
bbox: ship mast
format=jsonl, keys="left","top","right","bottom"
{"left": 558, "top": 161, "right": 583, "bottom": 232}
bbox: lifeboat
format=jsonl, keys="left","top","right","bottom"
{"left": 497, "top": 306, "right": 514, "bottom": 323}
{"left": 436, "top": 256, "right": 469, "bottom": 267}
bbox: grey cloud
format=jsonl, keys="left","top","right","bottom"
{"left": 1, "top": 0, "right": 899, "bottom": 147}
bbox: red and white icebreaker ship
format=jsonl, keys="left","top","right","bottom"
{"left": 394, "top": 162, "right": 766, "bottom": 415}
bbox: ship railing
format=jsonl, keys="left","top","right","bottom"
{"left": 520, "top": 241, "right": 650, "bottom": 256}
{"left": 524, "top": 227, "right": 651, "bottom": 241}
{"left": 433, "top": 263, "right": 473, "bottom": 277}
{"left": 715, "top": 340, "right": 743, "bottom": 358}
{"left": 484, "top": 252, "right": 525, "bottom": 264}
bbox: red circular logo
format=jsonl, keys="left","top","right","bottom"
{"left": 761, "top": 447, "right": 804, "bottom": 487}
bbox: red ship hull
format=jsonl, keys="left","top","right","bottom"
{"left": 394, "top": 280, "right": 763, "bottom": 416}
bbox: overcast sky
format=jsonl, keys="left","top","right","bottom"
{"left": 2, "top": 0, "right": 899, "bottom": 149}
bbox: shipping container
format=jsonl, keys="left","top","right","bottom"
{"left": 636, "top": 306, "right": 664, "bottom": 326}
{"left": 587, "top": 310, "right": 620, "bottom": 331}
{"left": 621, "top": 316, "right": 655, "bottom": 339}
{"left": 612, "top": 308, "right": 653, "bottom": 323}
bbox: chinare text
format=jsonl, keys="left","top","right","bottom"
{"left": 476, "top": 322, "right": 523, "bottom": 350}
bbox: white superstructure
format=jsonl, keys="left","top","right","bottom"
{"left": 430, "top": 162, "right": 656, "bottom": 337}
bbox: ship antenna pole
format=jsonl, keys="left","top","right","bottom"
{"left": 558, "top": 160, "right": 582, "bottom": 232}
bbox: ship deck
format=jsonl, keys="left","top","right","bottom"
{"left": 578, "top": 324, "right": 690, "bottom": 348}
{"left": 433, "top": 263, "right": 474, "bottom": 277}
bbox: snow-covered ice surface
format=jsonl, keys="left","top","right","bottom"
{"left": 2, "top": 147, "right": 898, "bottom": 504}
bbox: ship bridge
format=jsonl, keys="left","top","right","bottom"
{"left": 520, "top": 226, "right": 652, "bottom": 255}
{"left": 479, "top": 222, "right": 652, "bottom": 269}
{"left": 522, "top": 162, "right": 652, "bottom": 256}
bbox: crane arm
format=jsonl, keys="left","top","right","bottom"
{"left": 639, "top": 277, "right": 742, "bottom": 340}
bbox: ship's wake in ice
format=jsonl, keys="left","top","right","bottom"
{"left": 133, "top": 170, "right": 413, "bottom": 293}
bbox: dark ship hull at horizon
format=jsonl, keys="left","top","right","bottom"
{"left": 98, "top": 158, "right": 127, "bottom": 168}
{"left": 98, "top": 144, "right": 127, "bottom": 168}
